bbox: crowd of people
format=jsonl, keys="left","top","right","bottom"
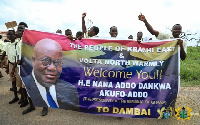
{"left": 0, "top": 22, "right": 49, "bottom": 116}
{"left": 0, "top": 12, "right": 187, "bottom": 118}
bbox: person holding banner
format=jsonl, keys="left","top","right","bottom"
{"left": 65, "top": 29, "right": 76, "bottom": 40}
{"left": 82, "top": 12, "right": 99, "bottom": 38}
{"left": 137, "top": 31, "right": 143, "bottom": 43}
{"left": 65, "top": 29, "right": 72, "bottom": 36}
{"left": 12, "top": 22, "right": 38, "bottom": 115}
{"left": 13, "top": 22, "right": 30, "bottom": 108}
{"left": 138, "top": 13, "right": 186, "bottom": 60}
{"left": 76, "top": 31, "right": 83, "bottom": 40}
{"left": 22, "top": 38, "right": 79, "bottom": 111}
{"left": 109, "top": 26, "right": 118, "bottom": 38}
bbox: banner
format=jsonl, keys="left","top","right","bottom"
{"left": 21, "top": 29, "right": 179, "bottom": 118}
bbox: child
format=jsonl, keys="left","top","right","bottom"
{"left": 109, "top": 26, "right": 118, "bottom": 37}
{"left": 82, "top": 12, "right": 99, "bottom": 38}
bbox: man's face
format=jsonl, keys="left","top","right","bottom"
{"left": 76, "top": 33, "right": 82, "bottom": 40}
{"left": 137, "top": 32, "right": 143, "bottom": 40}
{"left": 32, "top": 44, "right": 62, "bottom": 87}
{"left": 17, "top": 25, "right": 25, "bottom": 37}
{"left": 65, "top": 30, "right": 72, "bottom": 36}
{"left": 109, "top": 27, "right": 118, "bottom": 37}
{"left": 172, "top": 25, "right": 182, "bottom": 38}
{"left": 7, "top": 31, "right": 15, "bottom": 42}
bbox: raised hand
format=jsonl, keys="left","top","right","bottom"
{"left": 138, "top": 13, "right": 146, "bottom": 22}
{"left": 82, "top": 12, "right": 87, "bottom": 18}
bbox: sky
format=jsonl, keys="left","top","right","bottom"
{"left": 0, "top": 0, "right": 200, "bottom": 46}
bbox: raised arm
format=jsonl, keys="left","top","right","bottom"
{"left": 138, "top": 13, "right": 159, "bottom": 37}
{"left": 82, "top": 12, "right": 87, "bottom": 34}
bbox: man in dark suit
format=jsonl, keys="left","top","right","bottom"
{"left": 22, "top": 38, "right": 79, "bottom": 114}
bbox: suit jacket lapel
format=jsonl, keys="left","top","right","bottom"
{"left": 28, "top": 74, "right": 48, "bottom": 107}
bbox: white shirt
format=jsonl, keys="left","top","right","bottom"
{"left": 157, "top": 32, "right": 187, "bottom": 53}
{"left": 0, "top": 39, "right": 5, "bottom": 55}
{"left": 15, "top": 39, "right": 22, "bottom": 74}
{"left": 16, "top": 39, "right": 22, "bottom": 61}
{"left": 32, "top": 71, "right": 59, "bottom": 108}
{"left": 4, "top": 40, "right": 18, "bottom": 63}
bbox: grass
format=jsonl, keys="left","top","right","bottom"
{"left": 180, "top": 47, "right": 200, "bottom": 86}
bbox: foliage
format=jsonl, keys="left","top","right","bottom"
{"left": 180, "top": 47, "right": 200, "bottom": 86}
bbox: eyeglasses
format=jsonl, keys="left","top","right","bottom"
{"left": 36, "top": 57, "right": 63, "bottom": 68}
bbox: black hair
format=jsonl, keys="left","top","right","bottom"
{"left": 76, "top": 31, "right": 82, "bottom": 37}
{"left": 65, "top": 29, "right": 72, "bottom": 36}
{"left": 137, "top": 31, "right": 143, "bottom": 34}
{"left": 19, "top": 22, "right": 28, "bottom": 28}
{"left": 172, "top": 24, "right": 182, "bottom": 29}
{"left": 0, "top": 35, "right": 2, "bottom": 39}
{"left": 65, "top": 29, "right": 72, "bottom": 32}
{"left": 93, "top": 26, "right": 99, "bottom": 35}
{"left": 8, "top": 30, "right": 15, "bottom": 34}
{"left": 110, "top": 26, "right": 117, "bottom": 31}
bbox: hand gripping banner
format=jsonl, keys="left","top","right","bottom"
{"left": 20, "top": 29, "right": 179, "bottom": 118}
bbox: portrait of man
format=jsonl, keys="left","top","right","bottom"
{"left": 22, "top": 38, "right": 79, "bottom": 110}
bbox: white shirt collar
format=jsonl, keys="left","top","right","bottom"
{"left": 32, "top": 70, "right": 59, "bottom": 108}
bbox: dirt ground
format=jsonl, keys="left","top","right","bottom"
{"left": 0, "top": 69, "right": 199, "bottom": 125}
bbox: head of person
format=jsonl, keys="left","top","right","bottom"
{"left": 7, "top": 30, "right": 16, "bottom": 42}
{"left": 109, "top": 26, "right": 118, "bottom": 37}
{"left": 65, "top": 29, "right": 72, "bottom": 36}
{"left": 32, "top": 39, "right": 63, "bottom": 87}
{"left": 137, "top": 31, "right": 143, "bottom": 40}
{"left": 17, "top": 22, "right": 28, "bottom": 38}
{"left": 88, "top": 26, "right": 99, "bottom": 37}
{"left": 76, "top": 31, "right": 83, "bottom": 40}
{"left": 171, "top": 24, "right": 182, "bottom": 38}
{"left": 56, "top": 29, "right": 62, "bottom": 34}
{"left": 128, "top": 35, "right": 133, "bottom": 39}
